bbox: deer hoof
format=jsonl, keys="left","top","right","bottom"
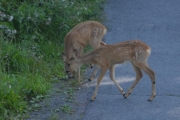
{"left": 123, "top": 94, "right": 127, "bottom": 98}
{"left": 91, "top": 96, "right": 96, "bottom": 101}
{"left": 148, "top": 95, "right": 155, "bottom": 101}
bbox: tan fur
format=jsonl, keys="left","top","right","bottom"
{"left": 67, "top": 40, "right": 156, "bottom": 101}
{"left": 63, "top": 21, "right": 107, "bottom": 83}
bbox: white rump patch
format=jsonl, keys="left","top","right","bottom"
{"left": 146, "top": 49, "right": 151, "bottom": 55}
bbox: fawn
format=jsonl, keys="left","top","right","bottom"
{"left": 66, "top": 40, "right": 156, "bottom": 101}
{"left": 62, "top": 21, "right": 107, "bottom": 83}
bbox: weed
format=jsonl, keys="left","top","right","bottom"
{"left": 0, "top": 0, "right": 105, "bottom": 119}
{"left": 47, "top": 113, "right": 59, "bottom": 120}
{"left": 61, "top": 104, "right": 72, "bottom": 114}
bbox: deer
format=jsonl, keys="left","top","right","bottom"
{"left": 66, "top": 40, "right": 156, "bottom": 101}
{"left": 62, "top": 21, "right": 107, "bottom": 83}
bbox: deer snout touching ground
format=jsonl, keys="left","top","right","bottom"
{"left": 65, "top": 70, "right": 75, "bottom": 79}
{"left": 67, "top": 40, "right": 156, "bottom": 101}
{"left": 62, "top": 21, "right": 107, "bottom": 83}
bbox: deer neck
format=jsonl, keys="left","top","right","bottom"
{"left": 76, "top": 53, "right": 94, "bottom": 65}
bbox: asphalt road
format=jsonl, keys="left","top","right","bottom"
{"left": 78, "top": 0, "right": 180, "bottom": 120}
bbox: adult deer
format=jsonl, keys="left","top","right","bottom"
{"left": 66, "top": 40, "right": 156, "bottom": 101}
{"left": 62, "top": 21, "right": 107, "bottom": 83}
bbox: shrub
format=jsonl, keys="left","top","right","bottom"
{"left": 0, "top": 0, "right": 105, "bottom": 118}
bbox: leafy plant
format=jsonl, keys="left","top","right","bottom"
{"left": 0, "top": 0, "right": 105, "bottom": 119}
{"left": 61, "top": 104, "right": 72, "bottom": 114}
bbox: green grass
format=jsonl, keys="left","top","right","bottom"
{"left": 61, "top": 104, "right": 72, "bottom": 114}
{"left": 0, "top": 0, "right": 106, "bottom": 119}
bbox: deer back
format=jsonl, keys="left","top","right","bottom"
{"left": 63, "top": 21, "right": 106, "bottom": 62}
{"left": 90, "top": 40, "right": 151, "bottom": 65}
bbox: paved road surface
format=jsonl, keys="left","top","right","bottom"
{"left": 78, "top": 0, "right": 180, "bottom": 120}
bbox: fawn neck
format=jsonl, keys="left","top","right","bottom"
{"left": 76, "top": 52, "right": 94, "bottom": 65}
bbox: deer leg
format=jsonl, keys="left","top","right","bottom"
{"left": 91, "top": 67, "right": 107, "bottom": 101}
{"left": 77, "top": 67, "right": 81, "bottom": 84}
{"left": 88, "top": 39, "right": 102, "bottom": 81}
{"left": 100, "top": 41, "right": 106, "bottom": 46}
{"left": 124, "top": 62, "right": 143, "bottom": 98}
{"left": 88, "top": 65, "right": 99, "bottom": 81}
{"left": 144, "top": 66, "right": 156, "bottom": 101}
{"left": 71, "top": 67, "right": 81, "bottom": 84}
{"left": 73, "top": 46, "right": 83, "bottom": 84}
{"left": 90, "top": 64, "right": 94, "bottom": 69}
{"left": 133, "top": 62, "right": 156, "bottom": 101}
{"left": 109, "top": 65, "right": 125, "bottom": 96}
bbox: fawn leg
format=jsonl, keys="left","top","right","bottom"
{"left": 133, "top": 62, "right": 156, "bottom": 101}
{"left": 91, "top": 67, "right": 107, "bottom": 101}
{"left": 89, "top": 65, "right": 99, "bottom": 81}
{"left": 109, "top": 65, "right": 125, "bottom": 95}
{"left": 124, "top": 62, "right": 143, "bottom": 98}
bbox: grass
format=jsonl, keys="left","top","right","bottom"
{"left": 61, "top": 104, "right": 72, "bottom": 114}
{"left": 0, "top": 0, "right": 106, "bottom": 119}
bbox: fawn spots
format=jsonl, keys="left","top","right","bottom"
{"left": 133, "top": 47, "right": 143, "bottom": 60}
{"left": 92, "top": 27, "right": 102, "bottom": 38}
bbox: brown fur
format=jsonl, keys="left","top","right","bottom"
{"left": 67, "top": 40, "right": 156, "bottom": 101}
{"left": 62, "top": 21, "right": 107, "bottom": 83}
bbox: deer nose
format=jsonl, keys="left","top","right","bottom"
{"left": 66, "top": 71, "right": 70, "bottom": 74}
